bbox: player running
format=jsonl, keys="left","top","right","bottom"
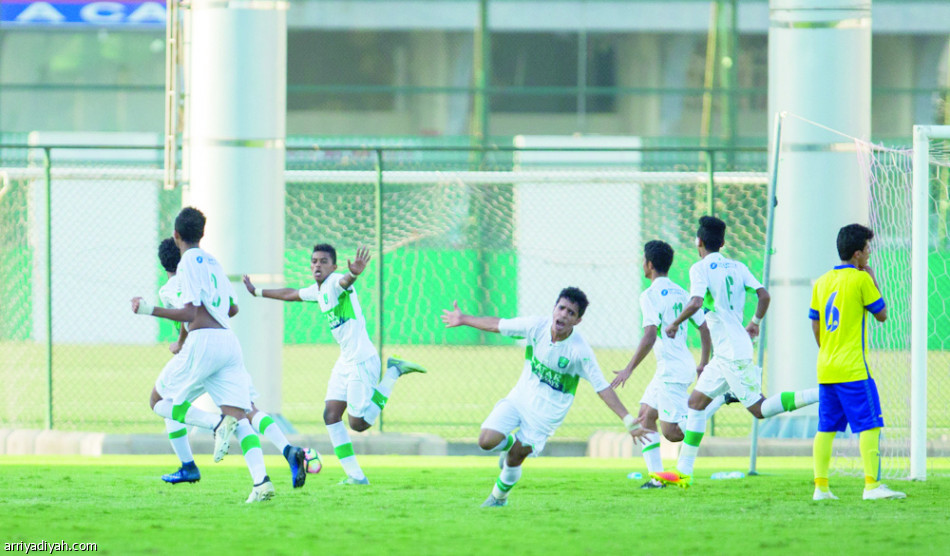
{"left": 442, "top": 287, "right": 648, "bottom": 507}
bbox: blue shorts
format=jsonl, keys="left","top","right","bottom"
{"left": 818, "top": 378, "right": 884, "bottom": 434}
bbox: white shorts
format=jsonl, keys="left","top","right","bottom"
{"left": 639, "top": 376, "right": 690, "bottom": 424}
{"left": 480, "top": 398, "right": 557, "bottom": 456}
{"left": 695, "top": 356, "right": 762, "bottom": 408}
{"left": 325, "top": 354, "right": 381, "bottom": 419}
{"left": 158, "top": 328, "right": 253, "bottom": 411}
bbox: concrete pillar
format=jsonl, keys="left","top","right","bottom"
{"left": 873, "top": 36, "right": 914, "bottom": 136}
{"left": 409, "top": 32, "right": 450, "bottom": 135}
{"left": 765, "top": 0, "right": 871, "bottom": 437}
{"left": 616, "top": 34, "right": 662, "bottom": 136}
{"left": 184, "top": 0, "right": 288, "bottom": 420}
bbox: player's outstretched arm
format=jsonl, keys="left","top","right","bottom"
{"left": 597, "top": 388, "right": 649, "bottom": 444}
{"left": 611, "top": 326, "right": 657, "bottom": 388}
{"left": 665, "top": 296, "right": 702, "bottom": 339}
{"left": 132, "top": 297, "right": 198, "bottom": 323}
{"left": 243, "top": 275, "right": 302, "bottom": 302}
{"left": 440, "top": 300, "right": 500, "bottom": 333}
{"left": 745, "top": 287, "right": 771, "bottom": 339}
{"left": 340, "top": 246, "right": 371, "bottom": 290}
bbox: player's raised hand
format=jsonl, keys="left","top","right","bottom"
{"left": 611, "top": 368, "right": 633, "bottom": 389}
{"left": 628, "top": 421, "right": 651, "bottom": 445}
{"left": 664, "top": 323, "right": 679, "bottom": 339}
{"left": 131, "top": 297, "right": 143, "bottom": 313}
{"left": 242, "top": 274, "right": 256, "bottom": 295}
{"left": 441, "top": 301, "right": 464, "bottom": 328}
{"left": 746, "top": 321, "right": 760, "bottom": 339}
{"left": 348, "top": 246, "right": 371, "bottom": 276}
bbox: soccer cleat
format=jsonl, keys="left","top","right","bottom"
{"left": 338, "top": 476, "right": 370, "bottom": 486}
{"left": 213, "top": 415, "right": 238, "bottom": 463}
{"left": 863, "top": 484, "right": 906, "bottom": 500}
{"left": 640, "top": 478, "right": 666, "bottom": 489}
{"left": 245, "top": 478, "right": 275, "bottom": 503}
{"left": 162, "top": 465, "right": 201, "bottom": 484}
{"left": 286, "top": 446, "right": 307, "bottom": 488}
{"left": 651, "top": 470, "right": 692, "bottom": 489}
{"left": 481, "top": 494, "right": 508, "bottom": 507}
{"left": 813, "top": 488, "right": 839, "bottom": 501}
{"left": 723, "top": 392, "right": 740, "bottom": 405}
{"left": 386, "top": 356, "right": 427, "bottom": 377}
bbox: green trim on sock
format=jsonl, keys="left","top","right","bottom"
{"left": 642, "top": 442, "right": 661, "bottom": 453}
{"left": 371, "top": 389, "right": 389, "bottom": 409}
{"left": 495, "top": 478, "right": 516, "bottom": 493}
{"left": 258, "top": 415, "right": 275, "bottom": 433}
{"left": 334, "top": 443, "right": 355, "bottom": 460}
{"left": 171, "top": 401, "right": 192, "bottom": 424}
{"left": 684, "top": 430, "right": 705, "bottom": 447}
{"left": 503, "top": 434, "right": 515, "bottom": 451}
{"left": 240, "top": 434, "right": 261, "bottom": 454}
{"left": 780, "top": 391, "right": 797, "bottom": 412}
{"left": 168, "top": 427, "right": 187, "bottom": 440}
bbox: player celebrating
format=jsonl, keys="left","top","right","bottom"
{"left": 152, "top": 238, "right": 309, "bottom": 489}
{"left": 132, "top": 207, "right": 275, "bottom": 503}
{"left": 653, "top": 216, "right": 819, "bottom": 488}
{"left": 441, "top": 287, "right": 647, "bottom": 507}
{"left": 611, "top": 240, "right": 728, "bottom": 488}
{"left": 243, "top": 244, "right": 425, "bottom": 485}
{"left": 809, "top": 224, "right": 904, "bottom": 501}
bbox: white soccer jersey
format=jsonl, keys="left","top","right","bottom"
{"left": 159, "top": 274, "right": 182, "bottom": 309}
{"left": 498, "top": 316, "right": 609, "bottom": 427}
{"left": 176, "top": 247, "right": 235, "bottom": 330}
{"left": 640, "top": 276, "right": 705, "bottom": 383}
{"left": 299, "top": 272, "right": 377, "bottom": 364}
{"left": 687, "top": 252, "right": 763, "bottom": 361}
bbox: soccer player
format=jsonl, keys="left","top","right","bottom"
{"left": 243, "top": 244, "right": 426, "bottom": 485}
{"left": 152, "top": 238, "right": 310, "bottom": 488}
{"left": 809, "top": 224, "right": 905, "bottom": 500}
{"left": 653, "top": 216, "right": 820, "bottom": 488}
{"left": 611, "top": 239, "right": 729, "bottom": 488}
{"left": 441, "top": 287, "right": 648, "bottom": 507}
{"left": 132, "top": 207, "right": 276, "bottom": 503}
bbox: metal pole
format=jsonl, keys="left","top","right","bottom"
{"left": 910, "top": 125, "right": 931, "bottom": 481}
{"left": 749, "top": 111, "right": 785, "bottom": 475}
{"left": 577, "top": 28, "right": 588, "bottom": 133}
{"left": 44, "top": 147, "right": 53, "bottom": 430}
{"left": 375, "top": 148, "right": 385, "bottom": 432}
{"left": 706, "top": 149, "right": 716, "bottom": 216}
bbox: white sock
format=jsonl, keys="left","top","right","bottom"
{"left": 704, "top": 395, "right": 727, "bottom": 418}
{"left": 235, "top": 418, "right": 268, "bottom": 484}
{"left": 641, "top": 431, "right": 663, "bottom": 473}
{"left": 360, "top": 363, "right": 401, "bottom": 426}
{"left": 165, "top": 419, "right": 193, "bottom": 464}
{"left": 153, "top": 399, "right": 219, "bottom": 430}
{"left": 327, "top": 421, "right": 366, "bottom": 480}
{"left": 491, "top": 464, "right": 522, "bottom": 500}
{"left": 252, "top": 412, "right": 289, "bottom": 453}
{"left": 761, "top": 388, "right": 819, "bottom": 418}
{"left": 677, "top": 408, "right": 707, "bottom": 476}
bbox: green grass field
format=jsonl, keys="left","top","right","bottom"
{"left": 2, "top": 342, "right": 949, "bottom": 442}
{"left": 1, "top": 455, "right": 948, "bottom": 555}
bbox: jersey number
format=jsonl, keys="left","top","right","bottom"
{"left": 824, "top": 292, "right": 840, "bottom": 332}
{"left": 210, "top": 274, "right": 222, "bottom": 308}
{"left": 724, "top": 275, "right": 735, "bottom": 310}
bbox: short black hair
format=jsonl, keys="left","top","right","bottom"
{"left": 158, "top": 237, "right": 180, "bottom": 273}
{"left": 312, "top": 243, "right": 337, "bottom": 264}
{"left": 644, "top": 240, "right": 674, "bottom": 273}
{"left": 837, "top": 224, "right": 874, "bottom": 261}
{"left": 697, "top": 215, "right": 726, "bottom": 252}
{"left": 175, "top": 207, "right": 206, "bottom": 244}
{"left": 557, "top": 286, "right": 589, "bottom": 318}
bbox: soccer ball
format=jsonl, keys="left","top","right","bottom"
{"left": 303, "top": 447, "right": 323, "bottom": 474}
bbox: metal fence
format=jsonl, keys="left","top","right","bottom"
{"left": 0, "top": 143, "right": 770, "bottom": 439}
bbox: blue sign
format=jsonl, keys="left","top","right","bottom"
{"left": 1, "top": 1, "right": 166, "bottom": 27}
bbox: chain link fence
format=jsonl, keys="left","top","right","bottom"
{"left": 0, "top": 143, "right": 769, "bottom": 439}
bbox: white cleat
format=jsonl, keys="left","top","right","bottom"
{"left": 481, "top": 494, "right": 508, "bottom": 508}
{"left": 863, "top": 484, "right": 906, "bottom": 500}
{"left": 245, "top": 479, "right": 275, "bottom": 503}
{"left": 213, "top": 415, "right": 238, "bottom": 463}
{"left": 813, "top": 488, "right": 839, "bottom": 501}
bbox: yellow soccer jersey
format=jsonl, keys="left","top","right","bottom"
{"left": 809, "top": 265, "right": 886, "bottom": 384}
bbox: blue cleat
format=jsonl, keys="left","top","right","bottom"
{"left": 162, "top": 464, "right": 201, "bottom": 484}
{"left": 286, "top": 446, "right": 307, "bottom": 489}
